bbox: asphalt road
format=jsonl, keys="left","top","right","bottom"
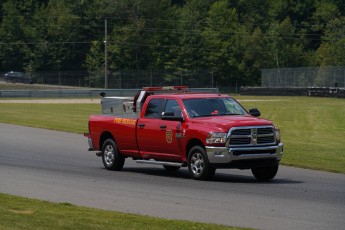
{"left": 0, "top": 123, "right": 344, "bottom": 230}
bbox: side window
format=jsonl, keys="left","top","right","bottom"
{"left": 144, "top": 98, "right": 164, "bottom": 118}
{"left": 164, "top": 100, "right": 182, "bottom": 117}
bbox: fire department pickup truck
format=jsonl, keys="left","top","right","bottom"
{"left": 85, "top": 86, "right": 283, "bottom": 180}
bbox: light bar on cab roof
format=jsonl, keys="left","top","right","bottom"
{"left": 143, "top": 86, "right": 188, "bottom": 91}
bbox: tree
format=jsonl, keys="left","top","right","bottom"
{"left": 85, "top": 41, "right": 104, "bottom": 87}
{"left": 1, "top": 0, "right": 345, "bottom": 87}
{"left": 237, "top": 26, "right": 268, "bottom": 86}
{"left": 314, "top": 17, "right": 345, "bottom": 66}
{"left": 265, "top": 17, "right": 305, "bottom": 69}
{"left": 202, "top": 0, "right": 241, "bottom": 86}
{"left": 32, "top": 1, "right": 82, "bottom": 71}
{"left": 235, "top": 0, "right": 269, "bottom": 25}
{"left": 0, "top": 1, "right": 31, "bottom": 71}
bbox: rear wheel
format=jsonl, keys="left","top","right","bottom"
{"left": 251, "top": 164, "right": 278, "bottom": 181}
{"left": 102, "top": 139, "right": 125, "bottom": 171}
{"left": 188, "top": 146, "right": 215, "bottom": 180}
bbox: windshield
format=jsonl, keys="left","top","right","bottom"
{"left": 183, "top": 97, "right": 247, "bottom": 118}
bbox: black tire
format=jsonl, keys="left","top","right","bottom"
{"left": 163, "top": 165, "right": 180, "bottom": 171}
{"left": 188, "top": 146, "right": 215, "bottom": 180}
{"left": 251, "top": 164, "right": 279, "bottom": 181}
{"left": 101, "top": 139, "right": 125, "bottom": 171}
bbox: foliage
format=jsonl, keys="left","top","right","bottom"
{"left": 0, "top": 0, "right": 345, "bottom": 86}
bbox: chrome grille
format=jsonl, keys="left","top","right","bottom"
{"left": 228, "top": 126, "right": 275, "bottom": 146}
{"left": 230, "top": 138, "right": 251, "bottom": 145}
{"left": 231, "top": 129, "right": 251, "bottom": 135}
{"left": 258, "top": 136, "right": 275, "bottom": 144}
{"left": 257, "top": 128, "right": 273, "bottom": 135}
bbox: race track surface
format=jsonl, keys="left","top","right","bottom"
{"left": 0, "top": 123, "right": 344, "bottom": 230}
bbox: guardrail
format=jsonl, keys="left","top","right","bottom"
{"left": 240, "top": 87, "right": 345, "bottom": 98}
{"left": 308, "top": 87, "right": 345, "bottom": 97}
{"left": 0, "top": 88, "right": 218, "bottom": 98}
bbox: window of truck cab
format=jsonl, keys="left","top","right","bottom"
{"left": 144, "top": 98, "right": 165, "bottom": 118}
{"left": 164, "top": 99, "right": 182, "bottom": 117}
{"left": 183, "top": 97, "right": 247, "bottom": 118}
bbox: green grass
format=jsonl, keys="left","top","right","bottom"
{"left": 0, "top": 193, "right": 246, "bottom": 230}
{"left": 0, "top": 103, "right": 99, "bottom": 134}
{"left": 0, "top": 96, "right": 344, "bottom": 173}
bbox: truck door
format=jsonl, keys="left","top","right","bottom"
{"left": 137, "top": 98, "right": 184, "bottom": 162}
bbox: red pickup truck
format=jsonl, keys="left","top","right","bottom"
{"left": 85, "top": 86, "right": 283, "bottom": 180}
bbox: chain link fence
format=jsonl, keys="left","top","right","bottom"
{"left": 31, "top": 71, "right": 88, "bottom": 87}
{"left": 1, "top": 70, "right": 244, "bottom": 94}
{"left": 1, "top": 70, "right": 218, "bottom": 89}
{"left": 261, "top": 66, "right": 345, "bottom": 88}
{"left": 88, "top": 70, "right": 218, "bottom": 89}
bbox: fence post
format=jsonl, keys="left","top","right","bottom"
{"left": 120, "top": 71, "right": 122, "bottom": 89}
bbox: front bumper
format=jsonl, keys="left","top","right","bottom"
{"left": 206, "top": 143, "right": 284, "bottom": 164}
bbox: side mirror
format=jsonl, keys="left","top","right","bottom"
{"left": 249, "top": 108, "right": 261, "bottom": 117}
{"left": 161, "top": 112, "right": 184, "bottom": 122}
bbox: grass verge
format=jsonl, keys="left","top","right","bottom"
{"left": 0, "top": 193, "right": 247, "bottom": 230}
{"left": 0, "top": 103, "right": 98, "bottom": 134}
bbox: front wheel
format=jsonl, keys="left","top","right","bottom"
{"left": 188, "top": 146, "right": 215, "bottom": 180}
{"left": 251, "top": 164, "right": 278, "bottom": 181}
{"left": 102, "top": 139, "right": 125, "bottom": 171}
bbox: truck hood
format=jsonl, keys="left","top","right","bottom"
{"left": 189, "top": 115, "right": 273, "bottom": 132}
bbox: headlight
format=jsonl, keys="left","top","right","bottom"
{"left": 275, "top": 127, "right": 281, "bottom": 143}
{"left": 206, "top": 132, "right": 227, "bottom": 144}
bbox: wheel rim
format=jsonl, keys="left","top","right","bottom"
{"left": 104, "top": 144, "right": 115, "bottom": 166}
{"left": 190, "top": 152, "right": 205, "bottom": 175}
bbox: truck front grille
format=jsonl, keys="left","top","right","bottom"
{"left": 228, "top": 126, "right": 276, "bottom": 147}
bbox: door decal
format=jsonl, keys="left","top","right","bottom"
{"left": 166, "top": 129, "right": 173, "bottom": 143}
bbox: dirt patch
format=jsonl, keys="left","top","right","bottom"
{"left": 9, "top": 209, "right": 35, "bottom": 215}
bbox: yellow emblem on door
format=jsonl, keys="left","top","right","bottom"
{"left": 166, "top": 129, "right": 172, "bottom": 143}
